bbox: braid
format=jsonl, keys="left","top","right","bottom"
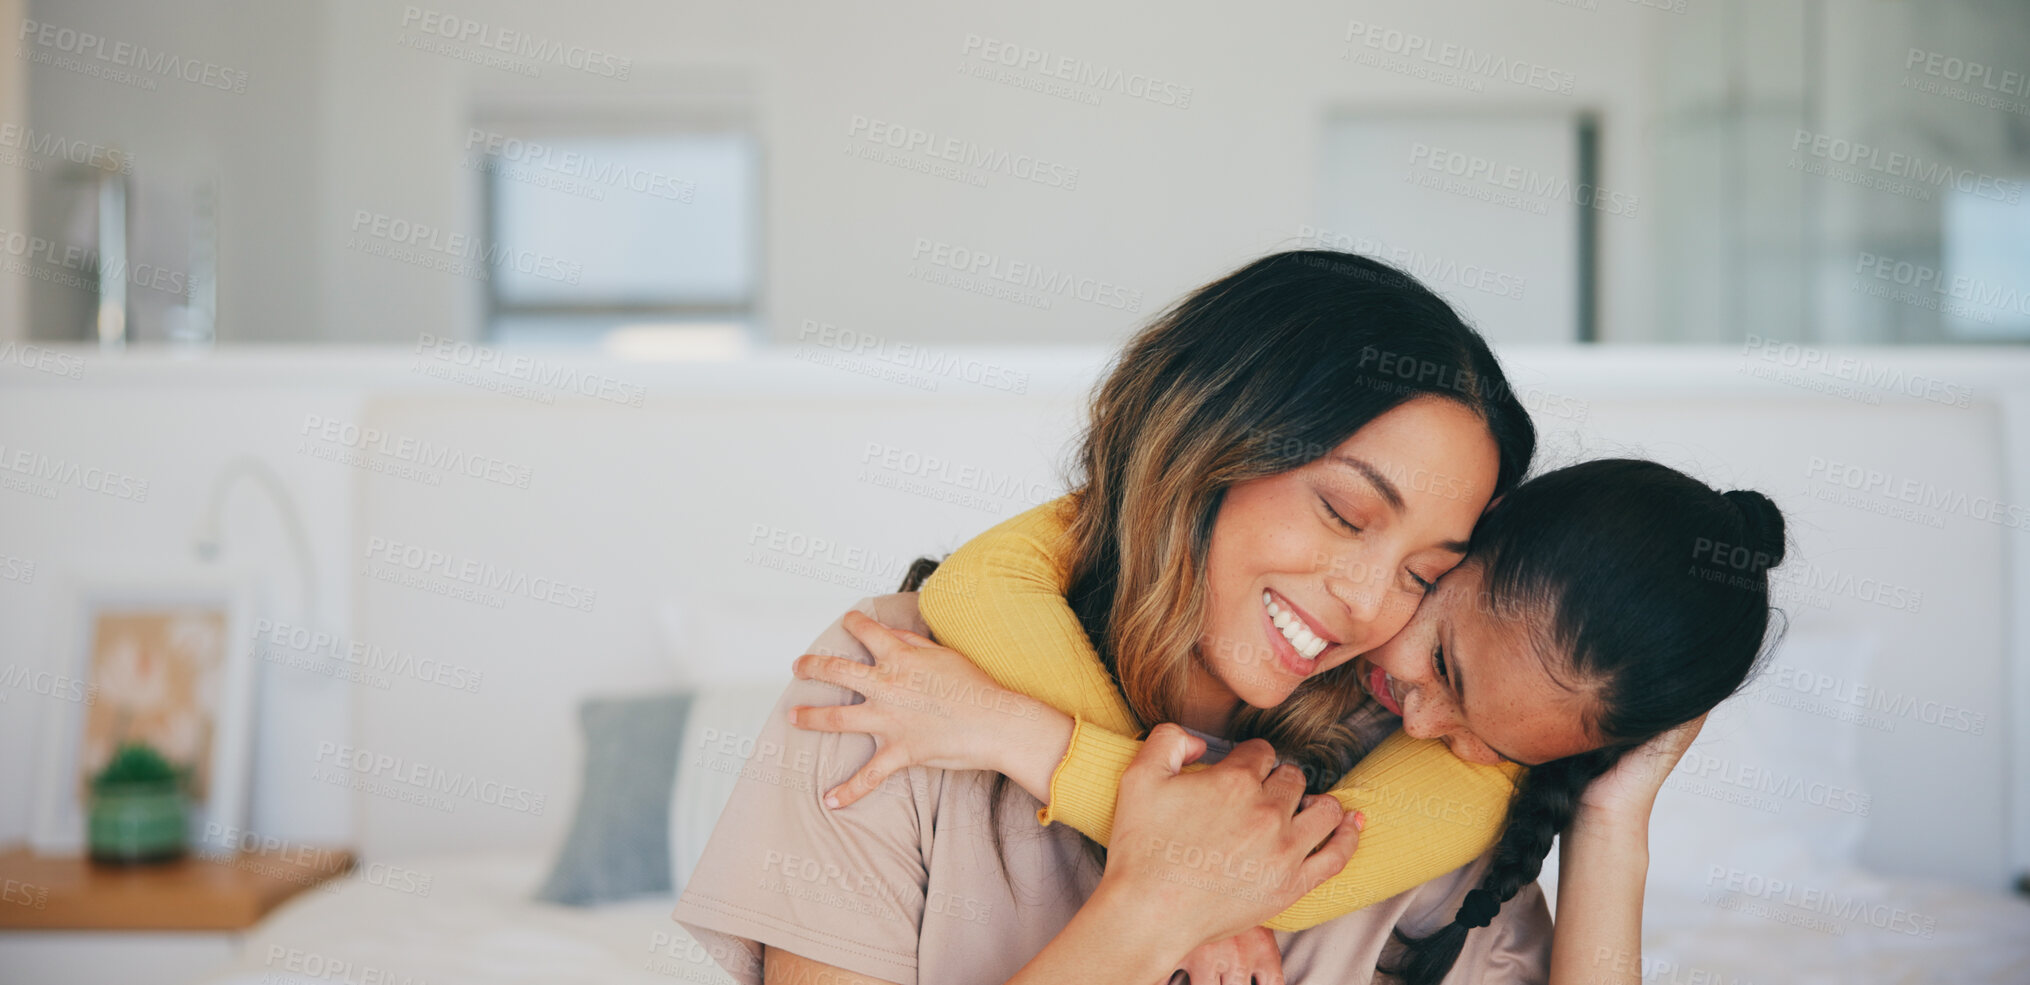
{"left": 1380, "top": 746, "right": 1624, "bottom": 985}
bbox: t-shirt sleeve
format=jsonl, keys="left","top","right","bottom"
{"left": 672, "top": 595, "right": 937, "bottom": 985}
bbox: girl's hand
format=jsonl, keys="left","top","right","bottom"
{"left": 1091, "top": 724, "right": 1362, "bottom": 954}
{"left": 789, "top": 609, "right": 1069, "bottom": 809}
{"left": 1578, "top": 713, "right": 1707, "bottom": 823}
{"left": 1173, "top": 926, "right": 1284, "bottom": 985}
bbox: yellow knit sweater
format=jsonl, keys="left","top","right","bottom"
{"left": 918, "top": 496, "right": 1524, "bottom": 932}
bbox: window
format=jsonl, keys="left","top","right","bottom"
{"left": 478, "top": 127, "right": 760, "bottom": 354}
{"left": 1315, "top": 112, "right": 1599, "bottom": 343}
{"left": 1941, "top": 186, "right": 2030, "bottom": 341}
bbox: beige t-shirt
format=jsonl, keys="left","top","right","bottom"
{"left": 672, "top": 594, "right": 1552, "bottom": 985}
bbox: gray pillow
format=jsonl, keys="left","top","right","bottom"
{"left": 536, "top": 691, "right": 694, "bottom": 906}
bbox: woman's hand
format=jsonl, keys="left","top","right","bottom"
{"left": 1577, "top": 712, "right": 1707, "bottom": 825}
{"left": 1087, "top": 724, "right": 1363, "bottom": 955}
{"left": 1174, "top": 926, "right": 1284, "bottom": 985}
{"left": 789, "top": 609, "right": 1073, "bottom": 809}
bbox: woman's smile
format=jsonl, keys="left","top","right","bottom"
{"left": 1261, "top": 588, "right": 1336, "bottom": 675}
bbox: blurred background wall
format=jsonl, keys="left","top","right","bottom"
{"left": 0, "top": 0, "right": 2025, "bottom": 918}
{"left": 9, "top": 0, "right": 2030, "bottom": 350}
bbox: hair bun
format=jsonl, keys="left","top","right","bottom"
{"left": 1722, "top": 489, "right": 1788, "bottom": 570}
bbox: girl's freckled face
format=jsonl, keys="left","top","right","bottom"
{"left": 1356, "top": 562, "right": 1601, "bottom": 767}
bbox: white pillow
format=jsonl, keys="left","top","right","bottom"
{"left": 1644, "top": 628, "right": 1878, "bottom": 894}
{"left": 668, "top": 678, "right": 795, "bottom": 895}
{"left": 1540, "top": 629, "right": 1878, "bottom": 912}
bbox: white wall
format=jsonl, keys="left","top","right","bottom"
{"left": 21, "top": 0, "right": 326, "bottom": 343}
{"left": 26, "top": 0, "right": 1675, "bottom": 346}
{"left": 25, "top": 1, "right": 2027, "bottom": 349}
{"left": 0, "top": 360, "right": 363, "bottom": 844}
{"left": 0, "top": 0, "right": 28, "bottom": 343}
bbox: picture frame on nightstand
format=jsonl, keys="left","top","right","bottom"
{"left": 29, "top": 563, "right": 260, "bottom": 859}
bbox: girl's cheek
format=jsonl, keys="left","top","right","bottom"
{"left": 1448, "top": 737, "right": 1504, "bottom": 767}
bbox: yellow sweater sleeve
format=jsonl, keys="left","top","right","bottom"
{"left": 918, "top": 496, "right": 1140, "bottom": 737}
{"left": 918, "top": 495, "right": 1527, "bottom": 931}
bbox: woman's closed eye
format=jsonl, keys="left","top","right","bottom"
{"left": 1320, "top": 496, "right": 1363, "bottom": 534}
{"left": 1320, "top": 495, "right": 1440, "bottom": 595}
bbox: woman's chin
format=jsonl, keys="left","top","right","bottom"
{"left": 1231, "top": 679, "right": 1301, "bottom": 710}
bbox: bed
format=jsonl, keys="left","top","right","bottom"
{"left": 205, "top": 857, "right": 2030, "bottom": 985}
{"left": 176, "top": 351, "right": 2028, "bottom": 983}
{"left": 201, "top": 851, "right": 730, "bottom": 985}
{"left": 193, "top": 652, "right": 2030, "bottom": 985}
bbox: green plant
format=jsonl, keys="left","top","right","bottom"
{"left": 91, "top": 742, "right": 186, "bottom": 792}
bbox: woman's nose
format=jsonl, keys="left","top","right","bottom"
{"left": 1324, "top": 561, "right": 1388, "bottom": 629}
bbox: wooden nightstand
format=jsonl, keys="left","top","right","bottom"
{"left": 0, "top": 844, "right": 355, "bottom": 985}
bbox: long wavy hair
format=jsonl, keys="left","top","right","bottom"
{"left": 910, "top": 247, "right": 1534, "bottom": 775}
{"left": 1055, "top": 249, "right": 1535, "bottom": 784}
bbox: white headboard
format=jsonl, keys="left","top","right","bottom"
{"left": 345, "top": 348, "right": 2028, "bottom": 891}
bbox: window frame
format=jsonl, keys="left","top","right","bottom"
{"left": 471, "top": 103, "right": 765, "bottom": 344}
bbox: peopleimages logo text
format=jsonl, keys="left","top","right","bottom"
{"left": 847, "top": 115, "right": 1080, "bottom": 190}
{"left": 362, "top": 536, "right": 597, "bottom": 612}
{"left": 1343, "top": 20, "right": 1575, "bottom": 94}
{"left": 413, "top": 333, "right": 646, "bottom": 407}
{"left": 0, "top": 443, "right": 148, "bottom": 501}
{"left": 351, "top": 210, "right": 582, "bottom": 285}
{"left": 797, "top": 319, "right": 1031, "bottom": 394}
{"left": 1740, "top": 333, "right": 1974, "bottom": 408}
{"left": 314, "top": 741, "right": 546, "bottom": 815}
{"left": 399, "top": 6, "right": 631, "bottom": 79}
{"left": 1805, "top": 457, "right": 2028, "bottom": 530}
{"left": 1790, "top": 129, "right": 2021, "bottom": 203}
{"left": 1904, "top": 48, "right": 2028, "bottom": 99}
{"left": 909, "top": 238, "right": 1142, "bottom": 312}
{"left": 958, "top": 35, "right": 1192, "bottom": 108}
{"left": 1408, "top": 142, "right": 1638, "bottom": 216}
{"left": 0, "top": 123, "right": 133, "bottom": 173}
{"left": 464, "top": 129, "right": 693, "bottom": 201}
{"left": 299, "top": 414, "right": 534, "bottom": 489}
{"left": 17, "top": 19, "right": 250, "bottom": 92}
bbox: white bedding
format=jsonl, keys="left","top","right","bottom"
{"left": 1540, "top": 851, "right": 2030, "bottom": 984}
{"left": 201, "top": 852, "right": 735, "bottom": 985}
{"left": 202, "top": 850, "right": 2030, "bottom": 985}
{"left": 1638, "top": 879, "right": 2030, "bottom": 985}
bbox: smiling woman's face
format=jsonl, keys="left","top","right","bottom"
{"left": 1190, "top": 396, "right": 1499, "bottom": 724}
{"left": 1352, "top": 561, "right": 1602, "bottom": 766}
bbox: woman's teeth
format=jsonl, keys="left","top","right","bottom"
{"left": 1262, "top": 591, "right": 1329, "bottom": 660}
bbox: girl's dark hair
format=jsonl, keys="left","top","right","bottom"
{"left": 1383, "top": 459, "right": 1788, "bottom": 985}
